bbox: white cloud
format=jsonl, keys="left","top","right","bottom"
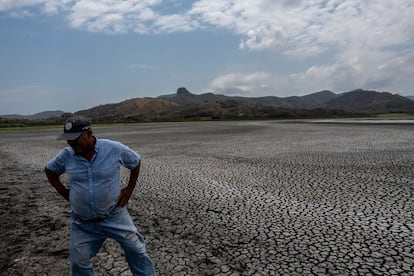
{"left": 43, "top": 0, "right": 71, "bottom": 14}
{"left": 0, "top": 0, "right": 71, "bottom": 15}
{"left": 153, "top": 14, "right": 198, "bottom": 33}
{"left": 9, "top": 9, "right": 36, "bottom": 18}
{"left": 68, "top": 0, "right": 157, "bottom": 33}
{"left": 65, "top": 0, "right": 197, "bottom": 33}
{"left": 194, "top": 0, "right": 414, "bottom": 96}
{"left": 208, "top": 72, "right": 274, "bottom": 96}
{"left": 189, "top": 0, "right": 414, "bottom": 57}
{"left": 3, "top": 1, "right": 413, "bottom": 55}
{"left": 208, "top": 48, "right": 414, "bottom": 97}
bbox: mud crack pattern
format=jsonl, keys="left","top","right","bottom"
{"left": 0, "top": 121, "right": 413, "bottom": 275}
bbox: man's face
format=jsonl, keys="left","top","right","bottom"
{"left": 67, "top": 132, "right": 93, "bottom": 154}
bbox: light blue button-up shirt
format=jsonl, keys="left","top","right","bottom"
{"left": 46, "top": 138, "right": 141, "bottom": 219}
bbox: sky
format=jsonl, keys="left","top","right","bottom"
{"left": 1, "top": 0, "right": 414, "bottom": 115}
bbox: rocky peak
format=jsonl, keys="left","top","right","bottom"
{"left": 177, "top": 87, "right": 193, "bottom": 96}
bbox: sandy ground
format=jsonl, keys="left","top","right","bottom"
{"left": 1, "top": 120, "right": 414, "bottom": 275}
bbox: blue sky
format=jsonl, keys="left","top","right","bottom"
{"left": 1, "top": 0, "right": 414, "bottom": 115}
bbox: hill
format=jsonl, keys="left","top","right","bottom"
{"left": 74, "top": 88, "right": 414, "bottom": 122}
{"left": 1, "top": 110, "right": 64, "bottom": 120}
{"left": 326, "top": 89, "right": 414, "bottom": 113}
{"left": 2, "top": 88, "right": 414, "bottom": 123}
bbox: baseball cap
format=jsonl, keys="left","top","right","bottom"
{"left": 57, "top": 116, "right": 91, "bottom": 140}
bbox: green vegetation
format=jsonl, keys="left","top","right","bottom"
{"left": 371, "top": 113, "right": 414, "bottom": 119}
{"left": 0, "top": 109, "right": 370, "bottom": 129}
{"left": 0, "top": 118, "right": 62, "bottom": 129}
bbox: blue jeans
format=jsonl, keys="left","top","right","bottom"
{"left": 70, "top": 207, "right": 156, "bottom": 276}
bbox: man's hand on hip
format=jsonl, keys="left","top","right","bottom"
{"left": 117, "top": 186, "right": 133, "bottom": 207}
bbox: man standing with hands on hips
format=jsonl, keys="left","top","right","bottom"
{"left": 44, "top": 116, "right": 156, "bottom": 276}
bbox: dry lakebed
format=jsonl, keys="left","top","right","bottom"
{"left": 1, "top": 120, "right": 413, "bottom": 275}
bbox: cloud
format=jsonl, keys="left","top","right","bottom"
{"left": 0, "top": 0, "right": 71, "bottom": 15}
{"left": 67, "top": 0, "right": 161, "bottom": 33}
{"left": 193, "top": 0, "right": 414, "bottom": 96}
{"left": 2, "top": 1, "right": 414, "bottom": 96}
{"left": 8, "top": 9, "right": 36, "bottom": 18}
{"left": 190, "top": 0, "right": 414, "bottom": 57}
{"left": 2, "top": 1, "right": 413, "bottom": 55}
{"left": 208, "top": 72, "right": 274, "bottom": 96}
{"left": 153, "top": 13, "right": 198, "bottom": 33}
{"left": 208, "top": 48, "right": 414, "bottom": 97}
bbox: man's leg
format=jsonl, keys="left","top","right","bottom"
{"left": 121, "top": 232, "right": 156, "bottom": 276}
{"left": 70, "top": 215, "right": 106, "bottom": 276}
{"left": 102, "top": 207, "right": 156, "bottom": 276}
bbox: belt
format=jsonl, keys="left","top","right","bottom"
{"left": 73, "top": 206, "right": 117, "bottom": 222}
{"left": 85, "top": 215, "right": 108, "bottom": 222}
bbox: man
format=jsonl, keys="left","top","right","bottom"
{"left": 44, "top": 116, "right": 156, "bottom": 276}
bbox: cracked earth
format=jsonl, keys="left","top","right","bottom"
{"left": 1, "top": 120, "right": 413, "bottom": 275}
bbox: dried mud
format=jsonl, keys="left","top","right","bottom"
{"left": 1, "top": 121, "right": 413, "bottom": 275}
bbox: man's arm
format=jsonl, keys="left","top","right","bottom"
{"left": 44, "top": 167, "right": 70, "bottom": 201}
{"left": 117, "top": 161, "right": 141, "bottom": 207}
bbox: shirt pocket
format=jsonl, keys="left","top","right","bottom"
{"left": 94, "top": 164, "right": 119, "bottom": 181}
{"left": 67, "top": 167, "right": 89, "bottom": 183}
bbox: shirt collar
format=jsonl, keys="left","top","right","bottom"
{"left": 93, "top": 137, "right": 99, "bottom": 152}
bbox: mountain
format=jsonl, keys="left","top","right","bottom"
{"left": 3, "top": 88, "right": 414, "bottom": 123}
{"left": 74, "top": 88, "right": 414, "bottom": 122}
{"left": 407, "top": 96, "right": 414, "bottom": 101}
{"left": 1, "top": 110, "right": 65, "bottom": 120}
{"left": 158, "top": 87, "right": 338, "bottom": 109}
{"left": 300, "top": 90, "right": 339, "bottom": 107}
{"left": 326, "top": 89, "right": 414, "bottom": 113}
{"left": 158, "top": 87, "right": 226, "bottom": 104}
{"left": 231, "top": 90, "right": 339, "bottom": 109}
